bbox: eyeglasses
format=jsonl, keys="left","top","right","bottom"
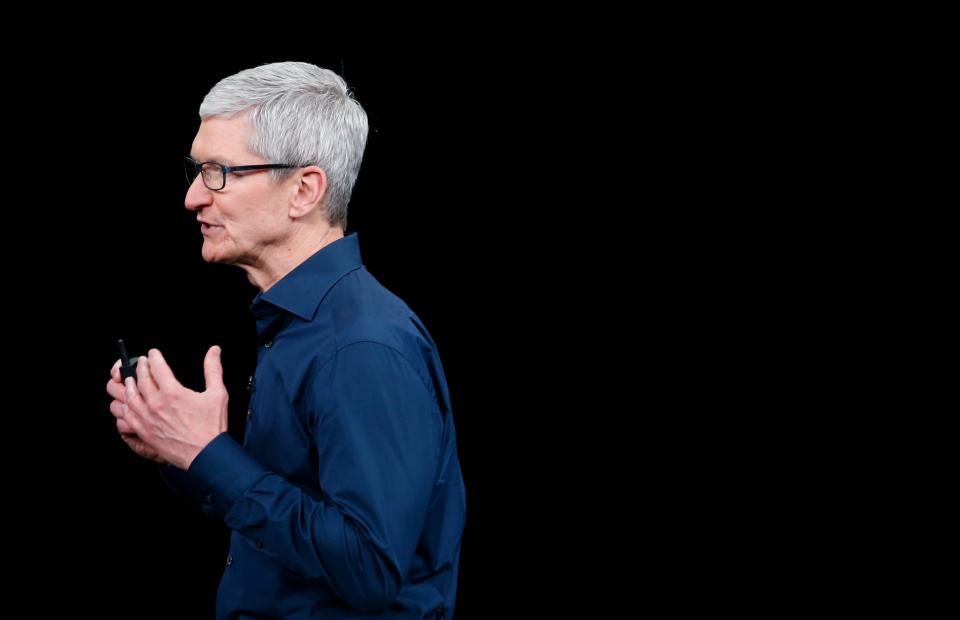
{"left": 184, "top": 156, "right": 297, "bottom": 191}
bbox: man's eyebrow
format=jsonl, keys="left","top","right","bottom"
{"left": 190, "top": 154, "right": 238, "bottom": 165}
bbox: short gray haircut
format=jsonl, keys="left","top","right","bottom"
{"left": 199, "top": 61, "right": 368, "bottom": 228}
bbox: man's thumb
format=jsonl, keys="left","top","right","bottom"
{"left": 203, "top": 345, "right": 224, "bottom": 389}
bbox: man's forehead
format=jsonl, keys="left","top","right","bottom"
{"left": 192, "top": 117, "right": 252, "bottom": 163}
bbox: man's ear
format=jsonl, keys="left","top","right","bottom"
{"left": 289, "top": 166, "right": 327, "bottom": 219}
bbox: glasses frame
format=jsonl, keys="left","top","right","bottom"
{"left": 184, "top": 156, "right": 297, "bottom": 191}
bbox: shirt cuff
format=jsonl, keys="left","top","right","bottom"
{"left": 187, "top": 432, "right": 269, "bottom": 517}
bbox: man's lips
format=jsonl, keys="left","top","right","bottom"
{"left": 198, "top": 220, "right": 221, "bottom": 234}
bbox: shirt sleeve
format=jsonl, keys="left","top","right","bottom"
{"left": 186, "top": 341, "right": 442, "bottom": 613}
{"left": 156, "top": 463, "right": 219, "bottom": 520}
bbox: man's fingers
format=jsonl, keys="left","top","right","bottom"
{"left": 135, "top": 356, "right": 160, "bottom": 402}
{"left": 147, "top": 349, "right": 180, "bottom": 391}
{"left": 109, "top": 400, "right": 127, "bottom": 419}
{"left": 124, "top": 377, "right": 145, "bottom": 414}
{"left": 106, "top": 378, "right": 126, "bottom": 402}
{"left": 120, "top": 433, "right": 164, "bottom": 463}
{"left": 203, "top": 345, "right": 225, "bottom": 391}
{"left": 118, "top": 384, "right": 145, "bottom": 438}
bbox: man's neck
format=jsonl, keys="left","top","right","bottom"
{"left": 247, "top": 226, "right": 345, "bottom": 292}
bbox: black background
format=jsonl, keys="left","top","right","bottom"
{"left": 2, "top": 26, "right": 901, "bottom": 616}
{"left": 9, "top": 48, "right": 592, "bottom": 618}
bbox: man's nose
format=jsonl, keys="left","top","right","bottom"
{"left": 185, "top": 175, "right": 212, "bottom": 211}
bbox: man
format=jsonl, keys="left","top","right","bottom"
{"left": 106, "top": 62, "right": 465, "bottom": 619}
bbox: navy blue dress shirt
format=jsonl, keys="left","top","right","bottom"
{"left": 164, "top": 234, "right": 465, "bottom": 619}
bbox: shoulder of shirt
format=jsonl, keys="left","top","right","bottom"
{"left": 321, "top": 268, "right": 433, "bottom": 365}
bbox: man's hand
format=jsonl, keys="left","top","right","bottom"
{"left": 108, "top": 360, "right": 166, "bottom": 463}
{"left": 107, "top": 347, "right": 229, "bottom": 470}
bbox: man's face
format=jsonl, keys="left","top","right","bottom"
{"left": 185, "top": 115, "right": 294, "bottom": 267}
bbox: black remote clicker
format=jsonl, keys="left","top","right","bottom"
{"left": 117, "top": 339, "right": 138, "bottom": 382}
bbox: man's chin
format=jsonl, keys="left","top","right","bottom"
{"left": 201, "top": 244, "right": 224, "bottom": 264}
{"left": 202, "top": 250, "right": 240, "bottom": 266}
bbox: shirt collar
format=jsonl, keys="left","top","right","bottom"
{"left": 251, "top": 233, "right": 363, "bottom": 322}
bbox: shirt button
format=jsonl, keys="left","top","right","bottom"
{"left": 226, "top": 555, "right": 233, "bottom": 566}
{"left": 256, "top": 540, "right": 264, "bottom": 550}
{"left": 246, "top": 408, "right": 253, "bottom": 419}
{"left": 204, "top": 493, "right": 213, "bottom": 504}
{"left": 246, "top": 375, "right": 256, "bottom": 392}
{"left": 263, "top": 340, "right": 273, "bottom": 348}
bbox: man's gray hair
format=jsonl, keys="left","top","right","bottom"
{"left": 199, "top": 61, "right": 368, "bottom": 228}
